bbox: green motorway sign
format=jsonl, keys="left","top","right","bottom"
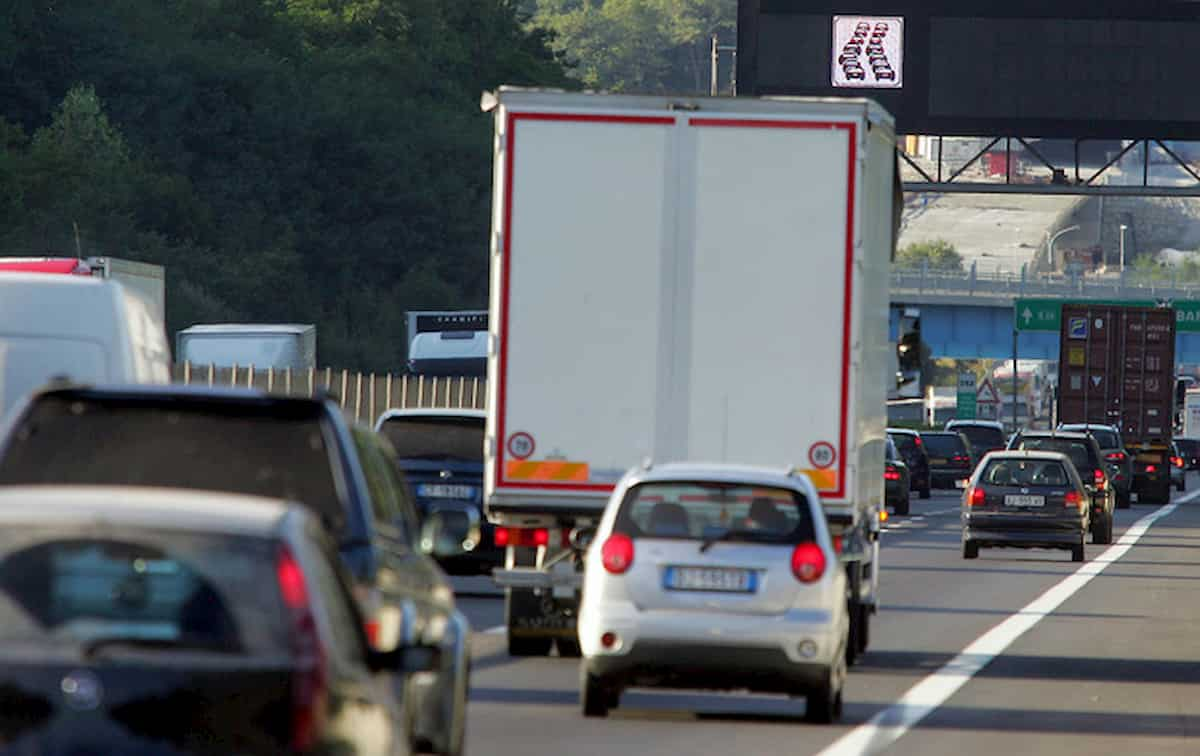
{"left": 1014, "top": 298, "right": 1200, "bottom": 333}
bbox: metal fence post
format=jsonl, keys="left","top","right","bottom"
{"left": 401, "top": 375, "right": 409, "bottom": 408}
{"left": 385, "top": 373, "right": 393, "bottom": 410}
{"left": 368, "top": 373, "right": 376, "bottom": 421}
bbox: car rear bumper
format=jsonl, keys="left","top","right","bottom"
{"left": 964, "top": 515, "right": 1085, "bottom": 546}
{"left": 885, "top": 480, "right": 906, "bottom": 502}
{"left": 579, "top": 604, "right": 844, "bottom": 685}
{"left": 931, "top": 469, "right": 971, "bottom": 487}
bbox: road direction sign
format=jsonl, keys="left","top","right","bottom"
{"left": 956, "top": 370, "right": 976, "bottom": 419}
{"left": 1015, "top": 298, "right": 1200, "bottom": 333}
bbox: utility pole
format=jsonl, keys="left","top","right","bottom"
{"left": 710, "top": 35, "right": 738, "bottom": 96}
{"left": 1119, "top": 223, "right": 1128, "bottom": 271}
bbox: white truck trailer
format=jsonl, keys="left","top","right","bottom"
{"left": 482, "top": 88, "right": 897, "bottom": 661}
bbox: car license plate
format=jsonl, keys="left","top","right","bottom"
{"left": 1004, "top": 494, "right": 1045, "bottom": 508}
{"left": 930, "top": 457, "right": 948, "bottom": 465}
{"left": 664, "top": 567, "right": 756, "bottom": 593}
{"left": 417, "top": 484, "right": 476, "bottom": 500}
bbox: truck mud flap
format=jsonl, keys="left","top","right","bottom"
{"left": 506, "top": 587, "right": 577, "bottom": 638}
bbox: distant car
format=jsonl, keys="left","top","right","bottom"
{"left": 842, "top": 44, "right": 862, "bottom": 55}
{"left": 945, "top": 420, "right": 1008, "bottom": 457}
{"left": 1059, "top": 423, "right": 1132, "bottom": 508}
{"left": 578, "top": 463, "right": 848, "bottom": 723}
{"left": 874, "top": 69, "right": 896, "bottom": 81}
{"left": 1173, "top": 437, "right": 1200, "bottom": 470}
{"left": 868, "top": 53, "right": 889, "bottom": 65}
{"left": 866, "top": 44, "right": 884, "bottom": 55}
{"left": 1170, "top": 442, "right": 1187, "bottom": 492}
{"left": 919, "top": 431, "right": 976, "bottom": 488}
{"left": 839, "top": 52, "right": 861, "bottom": 64}
{"left": 844, "top": 69, "right": 866, "bottom": 80}
{"left": 888, "top": 428, "right": 931, "bottom": 498}
{"left": 884, "top": 439, "right": 911, "bottom": 515}
{"left": 962, "top": 451, "right": 1090, "bottom": 562}
{"left": 0, "top": 486, "right": 435, "bottom": 754}
{"left": 1007, "top": 430, "right": 1114, "bottom": 545}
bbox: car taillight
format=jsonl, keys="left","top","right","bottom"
{"left": 884, "top": 467, "right": 901, "bottom": 481}
{"left": 967, "top": 486, "right": 985, "bottom": 506}
{"left": 790, "top": 542, "right": 826, "bottom": 583}
{"left": 1145, "top": 464, "right": 1157, "bottom": 473}
{"left": 352, "top": 584, "right": 383, "bottom": 649}
{"left": 494, "top": 527, "right": 551, "bottom": 548}
{"left": 952, "top": 454, "right": 970, "bottom": 465}
{"left": 600, "top": 533, "right": 634, "bottom": 574}
{"left": 1172, "top": 456, "right": 1184, "bottom": 469}
{"left": 277, "top": 546, "right": 328, "bottom": 752}
{"left": 1064, "top": 490, "right": 1082, "bottom": 508}
{"left": 914, "top": 437, "right": 923, "bottom": 446}
{"left": 1105, "top": 451, "right": 1127, "bottom": 463}
{"left": 1093, "top": 468, "right": 1106, "bottom": 489}
{"left": 832, "top": 535, "right": 843, "bottom": 554}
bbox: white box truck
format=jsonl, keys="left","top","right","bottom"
{"left": 175, "top": 324, "right": 317, "bottom": 370}
{"left": 1183, "top": 388, "right": 1200, "bottom": 438}
{"left": 482, "top": 88, "right": 897, "bottom": 660}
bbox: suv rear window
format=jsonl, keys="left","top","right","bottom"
{"left": 921, "top": 434, "right": 967, "bottom": 457}
{"left": 950, "top": 425, "right": 1006, "bottom": 452}
{"left": 377, "top": 416, "right": 483, "bottom": 463}
{"left": 0, "top": 529, "right": 286, "bottom": 654}
{"left": 615, "top": 482, "right": 815, "bottom": 544}
{"left": 1015, "top": 438, "right": 1094, "bottom": 474}
{"left": 0, "top": 397, "right": 343, "bottom": 528}
{"left": 981, "top": 458, "right": 1071, "bottom": 487}
{"left": 1060, "top": 427, "right": 1121, "bottom": 449}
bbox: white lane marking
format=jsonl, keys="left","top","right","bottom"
{"left": 483, "top": 625, "right": 506, "bottom": 636}
{"left": 818, "top": 493, "right": 1190, "bottom": 756}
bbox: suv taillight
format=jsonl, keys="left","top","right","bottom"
{"left": 1172, "top": 455, "right": 1184, "bottom": 469}
{"left": 277, "top": 546, "right": 328, "bottom": 751}
{"left": 600, "top": 533, "right": 634, "bottom": 574}
{"left": 790, "top": 542, "right": 826, "bottom": 583}
{"left": 1105, "top": 451, "right": 1127, "bottom": 463}
{"left": 1064, "top": 490, "right": 1082, "bottom": 508}
{"left": 1093, "top": 468, "right": 1106, "bottom": 489}
{"left": 884, "top": 466, "right": 901, "bottom": 481}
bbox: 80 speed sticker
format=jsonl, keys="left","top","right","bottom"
{"left": 808, "top": 442, "right": 837, "bottom": 469}
{"left": 507, "top": 432, "right": 535, "bottom": 460}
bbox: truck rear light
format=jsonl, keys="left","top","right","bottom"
{"left": 494, "top": 527, "right": 551, "bottom": 548}
{"left": 884, "top": 467, "right": 901, "bottom": 481}
{"left": 1145, "top": 464, "right": 1157, "bottom": 473}
{"left": 967, "top": 486, "right": 985, "bottom": 506}
{"left": 1105, "top": 451, "right": 1127, "bottom": 463}
{"left": 600, "top": 533, "right": 634, "bottom": 574}
{"left": 790, "top": 542, "right": 826, "bottom": 583}
{"left": 1065, "top": 490, "right": 1082, "bottom": 508}
{"left": 277, "top": 546, "right": 328, "bottom": 752}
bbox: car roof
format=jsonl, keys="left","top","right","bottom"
{"left": 1016, "top": 430, "right": 1093, "bottom": 442}
{"left": 625, "top": 462, "right": 813, "bottom": 493}
{"left": 886, "top": 428, "right": 920, "bottom": 435}
{"left": 981, "top": 450, "right": 1073, "bottom": 463}
{"left": 24, "top": 382, "right": 330, "bottom": 410}
{"left": 178, "top": 323, "right": 314, "bottom": 335}
{"left": 375, "top": 408, "right": 486, "bottom": 427}
{"left": 946, "top": 420, "right": 1004, "bottom": 430}
{"left": 919, "top": 431, "right": 962, "bottom": 437}
{"left": 0, "top": 485, "right": 294, "bottom": 537}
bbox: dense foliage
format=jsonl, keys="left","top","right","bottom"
{"left": 0, "top": 1, "right": 572, "bottom": 370}
{"left": 895, "top": 239, "right": 965, "bottom": 272}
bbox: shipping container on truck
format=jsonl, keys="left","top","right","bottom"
{"left": 481, "top": 87, "right": 898, "bottom": 658}
{"left": 0, "top": 256, "right": 165, "bottom": 323}
{"left": 1056, "top": 304, "right": 1176, "bottom": 504}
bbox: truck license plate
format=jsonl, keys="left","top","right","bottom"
{"left": 664, "top": 567, "right": 755, "bottom": 593}
{"left": 417, "top": 484, "right": 476, "bottom": 500}
{"left": 1004, "top": 494, "right": 1045, "bottom": 508}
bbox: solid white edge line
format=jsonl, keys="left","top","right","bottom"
{"left": 483, "top": 625, "right": 506, "bottom": 636}
{"left": 817, "top": 492, "right": 1193, "bottom": 756}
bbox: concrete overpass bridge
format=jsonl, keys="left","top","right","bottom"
{"left": 889, "top": 266, "right": 1200, "bottom": 363}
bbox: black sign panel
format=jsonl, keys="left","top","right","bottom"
{"left": 739, "top": 1, "right": 1200, "bottom": 139}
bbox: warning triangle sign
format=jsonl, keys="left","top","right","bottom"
{"left": 976, "top": 378, "right": 1000, "bottom": 404}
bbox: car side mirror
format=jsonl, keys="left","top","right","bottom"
{"left": 368, "top": 644, "right": 441, "bottom": 674}
{"left": 568, "top": 526, "right": 596, "bottom": 551}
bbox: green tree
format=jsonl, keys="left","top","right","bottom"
{"left": 895, "top": 239, "right": 965, "bottom": 272}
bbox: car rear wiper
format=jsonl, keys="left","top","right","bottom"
{"left": 82, "top": 636, "right": 238, "bottom": 659}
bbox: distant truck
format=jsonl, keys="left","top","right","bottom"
{"left": 481, "top": 88, "right": 897, "bottom": 660}
{"left": 175, "top": 324, "right": 316, "bottom": 370}
{"left": 405, "top": 311, "right": 487, "bottom": 376}
{"left": 0, "top": 256, "right": 165, "bottom": 322}
{"left": 1056, "top": 303, "right": 1176, "bottom": 504}
{"left": 1182, "top": 388, "right": 1200, "bottom": 439}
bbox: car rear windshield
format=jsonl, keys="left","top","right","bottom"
{"left": 981, "top": 459, "right": 1071, "bottom": 487}
{"left": 921, "top": 434, "right": 966, "bottom": 457}
{"left": 377, "top": 416, "right": 483, "bottom": 463}
{"left": 615, "top": 482, "right": 815, "bottom": 544}
{"left": 1061, "top": 427, "right": 1121, "bottom": 449}
{"left": 1016, "top": 438, "right": 1094, "bottom": 473}
{"left": 0, "top": 529, "right": 287, "bottom": 654}
{"left": 889, "top": 434, "right": 921, "bottom": 458}
{"left": 0, "top": 397, "right": 343, "bottom": 528}
{"left": 953, "top": 426, "right": 1006, "bottom": 451}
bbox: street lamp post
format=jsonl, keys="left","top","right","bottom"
{"left": 1046, "top": 224, "right": 1081, "bottom": 269}
{"left": 1120, "top": 223, "right": 1128, "bottom": 271}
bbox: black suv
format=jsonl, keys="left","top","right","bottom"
{"left": 887, "top": 428, "right": 931, "bottom": 498}
{"left": 1058, "top": 424, "right": 1132, "bottom": 509}
{"left": 1007, "top": 430, "right": 1115, "bottom": 545}
{"left": 0, "top": 384, "right": 469, "bottom": 756}
{"left": 919, "top": 431, "right": 976, "bottom": 489}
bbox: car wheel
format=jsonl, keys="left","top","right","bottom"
{"left": 895, "top": 494, "right": 910, "bottom": 516}
{"left": 1071, "top": 539, "right": 1085, "bottom": 563}
{"left": 580, "top": 669, "right": 611, "bottom": 718}
{"left": 805, "top": 658, "right": 845, "bottom": 724}
{"left": 1092, "top": 514, "right": 1112, "bottom": 545}
{"left": 508, "top": 634, "right": 553, "bottom": 657}
{"left": 963, "top": 539, "right": 979, "bottom": 559}
{"left": 855, "top": 603, "right": 870, "bottom": 654}
{"left": 556, "top": 635, "right": 582, "bottom": 658}
{"left": 919, "top": 483, "right": 931, "bottom": 500}
{"left": 1177, "top": 477, "right": 1186, "bottom": 493}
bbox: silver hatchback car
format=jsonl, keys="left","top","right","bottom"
{"left": 577, "top": 463, "right": 848, "bottom": 723}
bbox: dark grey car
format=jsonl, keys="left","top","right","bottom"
{"left": 962, "top": 451, "right": 1090, "bottom": 562}
{"left": 1058, "top": 423, "right": 1132, "bottom": 509}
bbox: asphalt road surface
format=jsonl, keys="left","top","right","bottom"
{"left": 455, "top": 480, "right": 1200, "bottom": 755}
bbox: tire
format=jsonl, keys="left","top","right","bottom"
{"left": 963, "top": 539, "right": 979, "bottom": 559}
{"left": 895, "top": 494, "right": 910, "bottom": 516}
{"left": 855, "top": 603, "right": 870, "bottom": 655}
{"left": 805, "top": 656, "right": 846, "bottom": 724}
{"left": 1071, "top": 539, "right": 1085, "bottom": 563}
{"left": 1092, "top": 514, "right": 1112, "bottom": 545}
{"left": 844, "top": 606, "right": 860, "bottom": 667}
{"left": 556, "top": 635, "right": 582, "bottom": 658}
{"left": 508, "top": 634, "right": 553, "bottom": 657}
{"left": 580, "top": 670, "right": 611, "bottom": 718}
{"left": 1177, "top": 477, "right": 1186, "bottom": 493}
{"left": 919, "top": 483, "right": 931, "bottom": 500}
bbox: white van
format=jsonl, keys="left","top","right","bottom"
{"left": 0, "top": 273, "right": 170, "bottom": 419}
